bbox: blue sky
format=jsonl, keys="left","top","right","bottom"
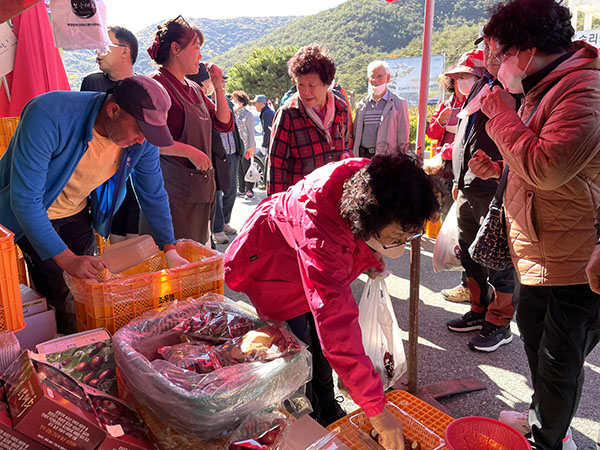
{"left": 104, "top": 0, "right": 348, "bottom": 32}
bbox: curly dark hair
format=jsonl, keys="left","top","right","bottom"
{"left": 440, "top": 74, "right": 455, "bottom": 94}
{"left": 150, "top": 17, "right": 205, "bottom": 65}
{"left": 287, "top": 44, "right": 336, "bottom": 86}
{"left": 232, "top": 90, "right": 249, "bottom": 106}
{"left": 340, "top": 153, "right": 439, "bottom": 240}
{"left": 483, "top": 0, "right": 573, "bottom": 54}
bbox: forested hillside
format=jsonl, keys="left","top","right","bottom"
{"left": 62, "top": 16, "right": 296, "bottom": 90}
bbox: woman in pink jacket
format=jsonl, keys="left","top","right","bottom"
{"left": 224, "top": 154, "right": 438, "bottom": 449}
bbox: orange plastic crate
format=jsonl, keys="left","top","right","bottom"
{"left": 65, "top": 240, "right": 224, "bottom": 334}
{"left": 0, "top": 225, "right": 26, "bottom": 332}
{"left": 0, "top": 117, "right": 19, "bottom": 158}
{"left": 327, "top": 390, "right": 454, "bottom": 450}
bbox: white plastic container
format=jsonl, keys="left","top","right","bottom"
{"left": 101, "top": 235, "right": 159, "bottom": 274}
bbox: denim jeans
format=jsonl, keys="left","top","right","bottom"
{"left": 213, "top": 152, "right": 239, "bottom": 233}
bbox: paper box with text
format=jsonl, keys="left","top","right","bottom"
{"left": 2, "top": 351, "right": 106, "bottom": 450}
{"left": 0, "top": 384, "right": 46, "bottom": 450}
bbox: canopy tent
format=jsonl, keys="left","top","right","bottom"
{"left": 0, "top": 0, "right": 70, "bottom": 118}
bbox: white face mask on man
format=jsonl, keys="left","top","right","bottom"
{"left": 372, "top": 83, "right": 388, "bottom": 97}
{"left": 497, "top": 49, "right": 536, "bottom": 94}
{"left": 365, "top": 237, "right": 406, "bottom": 259}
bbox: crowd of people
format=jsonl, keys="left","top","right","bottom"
{"left": 1, "top": 0, "right": 600, "bottom": 448}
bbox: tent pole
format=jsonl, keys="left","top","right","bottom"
{"left": 2, "top": 77, "right": 10, "bottom": 102}
{"left": 407, "top": 0, "right": 435, "bottom": 395}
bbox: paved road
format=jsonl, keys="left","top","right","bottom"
{"left": 218, "top": 187, "right": 600, "bottom": 449}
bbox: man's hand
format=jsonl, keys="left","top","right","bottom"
{"left": 53, "top": 249, "right": 104, "bottom": 279}
{"left": 468, "top": 150, "right": 502, "bottom": 180}
{"left": 586, "top": 245, "right": 600, "bottom": 294}
{"left": 245, "top": 147, "right": 256, "bottom": 159}
{"left": 452, "top": 182, "right": 458, "bottom": 201}
{"left": 480, "top": 85, "right": 516, "bottom": 120}
{"left": 369, "top": 408, "right": 405, "bottom": 450}
{"left": 165, "top": 249, "right": 189, "bottom": 268}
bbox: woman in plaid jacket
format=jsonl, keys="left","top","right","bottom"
{"left": 267, "top": 44, "right": 351, "bottom": 195}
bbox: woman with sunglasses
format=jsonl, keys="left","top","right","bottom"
{"left": 141, "top": 16, "right": 233, "bottom": 245}
{"left": 224, "top": 153, "right": 438, "bottom": 449}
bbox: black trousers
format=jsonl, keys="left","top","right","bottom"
{"left": 237, "top": 154, "right": 255, "bottom": 193}
{"left": 17, "top": 208, "right": 95, "bottom": 334}
{"left": 516, "top": 282, "right": 600, "bottom": 449}
{"left": 287, "top": 312, "right": 336, "bottom": 425}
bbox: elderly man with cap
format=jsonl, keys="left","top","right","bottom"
{"left": 251, "top": 94, "right": 275, "bottom": 151}
{"left": 0, "top": 75, "right": 185, "bottom": 334}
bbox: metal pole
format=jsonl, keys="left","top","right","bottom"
{"left": 408, "top": 0, "right": 435, "bottom": 395}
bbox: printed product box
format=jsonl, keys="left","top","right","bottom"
{"left": 36, "top": 329, "right": 116, "bottom": 396}
{"left": 0, "top": 388, "right": 46, "bottom": 450}
{"left": 85, "top": 387, "right": 156, "bottom": 450}
{"left": 2, "top": 351, "right": 106, "bottom": 450}
{"left": 19, "top": 285, "right": 47, "bottom": 318}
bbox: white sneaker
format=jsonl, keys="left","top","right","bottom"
{"left": 499, "top": 411, "right": 577, "bottom": 450}
{"left": 499, "top": 410, "right": 530, "bottom": 434}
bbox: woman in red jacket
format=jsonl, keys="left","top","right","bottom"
{"left": 225, "top": 153, "right": 438, "bottom": 449}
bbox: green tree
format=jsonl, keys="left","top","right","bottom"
{"left": 226, "top": 45, "right": 298, "bottom": 106}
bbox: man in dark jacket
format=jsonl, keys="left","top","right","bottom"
{"left": 251, "top": 95, "right": 275, "bottom": 151}
{"left": 446, "top": 37, "right": 516, "bottom": 353}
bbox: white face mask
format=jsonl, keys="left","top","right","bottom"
{"left": 365, "top": 238, "right": 405, "bottom": 259}
{"left": 456, "top": 76, "right": 476, "bottom": 96}
{"left": 372, "top": 83, "right": 387, "bottom": 97}
{"left": 497, "top": 50, "right": 535, "bottom": 94}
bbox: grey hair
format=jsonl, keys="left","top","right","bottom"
{"left": 367, "top": 60, "right": 390, "bottom": 75}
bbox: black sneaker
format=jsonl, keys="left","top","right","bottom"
{"left": 447, "top": 311, "right": 485, "bottom": 332}
{"left": 469, "top": 322, "right": 513, "bottom": 352}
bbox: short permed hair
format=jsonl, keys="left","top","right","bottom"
{"left": 109, "top": 26, "right": 138, "bottom": 65}
{"left": 232, "top": 90, "right": 249, "bottom": 106}
{"left": 288, "top": 44, "right": 336, "bottom": 86}
{"left": 340, "top": 153, "right": 439, "bottom": 240}
{"left": 440, "top": 74, "right": 455, "bottom": 94}
{"left": 483, "top": 0, "right": 574, "bottom": 54}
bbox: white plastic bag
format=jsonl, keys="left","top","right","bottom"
{"left": 50, "top": 0, "right": 111, "bottom": 51}
{"left": 432, "top": 202, "right": 462, "bottom": 272}
{"left": 358, "top": 276, "right": 406, "bottom": 390}
{"left": 244, "top": 156, "right": 261, "bottom": 183}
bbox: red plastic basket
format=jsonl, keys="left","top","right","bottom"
{"left": 445, "top": 417, "right": 531, "bottom": 450}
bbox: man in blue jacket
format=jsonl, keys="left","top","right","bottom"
{"left": 0, "top": 75, "right": 186, "bottom": 333}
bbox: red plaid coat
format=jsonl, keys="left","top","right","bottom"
{"left": 267, "top": 93, "right": 351, "bottom": 195}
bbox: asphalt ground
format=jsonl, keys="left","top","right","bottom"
{"left": 218, "top": 187, "right": 600, "bottom": 449}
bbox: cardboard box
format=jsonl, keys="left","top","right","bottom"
{"left": 15, "top": 307, "right": 57, "bottom": 351}
{"left": 36, "top": 329, "right": 116, "bottom": 396}
{"left": 2, "top": 351, "right": 106, "bottom": 450}
{"left": 0, "top": 396, "right": 46, "bottom": 450}
{"left": 84, "top": 388, "right": 155, "bottom": 450}
{"left": 19, "top": 285, "right": 47, "bottom": 318}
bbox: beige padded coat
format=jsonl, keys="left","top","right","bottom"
{"left": 486, "top": 41, "right": 600, "bottom": 286}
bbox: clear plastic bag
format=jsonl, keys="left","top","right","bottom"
{"left": 245, "top": 157, "right": 262, "bottom": 183}
{"left": 112, "top": 296, "right": 312, "bottom": 444}
{"left": 432, "top": 202, "right": 462, "bottom": 272}
{"left": 358, "top": 276, "right": 407, "bottom": 391}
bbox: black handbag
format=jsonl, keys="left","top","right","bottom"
{"left": 468, "top": 166, "right": 513, "bottom": 270}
